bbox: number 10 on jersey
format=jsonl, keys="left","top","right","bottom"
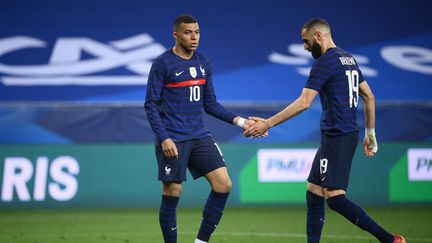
{"left": 345, "top": 70, "right": 359, "bottom": 108}
{"left": 189, "top": 86, "right": 200, "bottom": 102}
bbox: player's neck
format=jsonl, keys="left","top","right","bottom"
{"left": 172, "top": 45, "right": 194, "bottom": 60}
{"left": 322, "top": 40, "right": 337, "bottom": 55}
{"left": 321, "top": 41, "right": 336, "bottom": 54}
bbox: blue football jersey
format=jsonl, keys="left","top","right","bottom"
{"left": 145, "top": 49, "right": 237, "bottom": 144}
{"left": 305, "top": 47, "right": 365, "bottom": 135}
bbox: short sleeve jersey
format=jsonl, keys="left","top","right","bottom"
{"left": 145, "top": 49, "right": 237, "bottom": 144}
{"left": 304, "top": 47, "right": 365, "bottom": 135}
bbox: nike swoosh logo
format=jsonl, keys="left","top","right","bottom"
{"left": 171, "top": 226, "right": 177, "bottom": 231}
{"left": 175, "top": 71, "right": 184, "bottom": 76}
{"left": 321, "top": 177, "right": 326, "bottom": 181}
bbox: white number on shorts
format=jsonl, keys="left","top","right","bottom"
{"left": 320, "top": 158, "right": 328, "bottom": 174}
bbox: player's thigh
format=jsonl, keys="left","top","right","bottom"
{"left": 188, "top": 136, "right": 226, "bottom": 180}
{"left": 155, "top": 140, "right": 192, "bottom": 182}
{"left": 307, "top": 147, "right": 323, "bottom": 187}
{"left": 320, "top": 132, "right": 358, "bottom": 190}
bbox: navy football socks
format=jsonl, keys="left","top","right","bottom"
{"left": 197, "top": 190, "right": 230, "bottom": 242}
{"left": 306, "top": 191, "right": 325, "bottom": 243}
{"left": 326, "top": 194, "right": 394, "bottom": 243}
{"left": 159, "top": 195, "right": 179, "bottom": 243}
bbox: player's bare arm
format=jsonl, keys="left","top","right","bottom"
{"left": 245, "top": 88, "right": 318, "bottom": 137}
{"left": 359, "top": 81, "right": 378, "bottom": 157}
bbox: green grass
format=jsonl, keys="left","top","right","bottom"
{"left": 0, "top": 207, "right": 431, "bottom": 242}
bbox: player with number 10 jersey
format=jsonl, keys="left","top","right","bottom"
{"left": 145, "top": 50, "right": 235, "bottom": 144}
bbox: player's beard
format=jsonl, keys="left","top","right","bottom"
{"left": 311, "top": 41, "right": 322, "bottom": 59}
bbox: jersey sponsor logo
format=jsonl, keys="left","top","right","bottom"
{"left": 269, "top": 43, "right": 432, "bottom": 77}
{"left": 165, "top": 79, "right": 206, "bottom": 88}
{"left": 175, "top": 71, "right": 184, "bottom": 76}
{"left": 0, "top": 34, "right": 166, "bottom": 86}
{"left": 189, "top": 67, "right": 197, "bottom": 78}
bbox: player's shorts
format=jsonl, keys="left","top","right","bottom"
{"left": 155, "top": 136, "right": 226, "bottom": 182}
{"left": 307, "top": 131, "right": 358, "bottom": 190}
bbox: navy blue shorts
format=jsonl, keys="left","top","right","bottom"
{"left": 155, "top": 136, "right": 226, "bottom": 181}
{"left": 307, "top": 132, "right": 358, "bottom": 190}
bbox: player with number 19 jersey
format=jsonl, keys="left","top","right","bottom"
{"left": 304, "top": 47, "right": 364, "bottom": 136}
{"left": 145, "top": 49, "right": 237, "bottom": 144}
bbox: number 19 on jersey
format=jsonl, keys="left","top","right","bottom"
{"left": 345, "top": 70, "right": 359, "bottom": 108}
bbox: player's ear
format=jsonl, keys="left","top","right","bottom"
{"left": 314, "top": 31, "right": 322, "bottom": 41}
{"left": 173, "top": 31, "right": 178, "bottom": 40}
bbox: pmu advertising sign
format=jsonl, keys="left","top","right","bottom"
{"left": 408, "top": 148, "right": 432, "bottom": 181}
{"left": 258, "top": 148, "right": 317, "bottom": 182}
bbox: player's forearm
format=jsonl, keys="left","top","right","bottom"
{"left": 204, "top": 102, "right": 237, "bottom": 124}
{"left": 363, "top": 96, "right": 376, "bottom": 129}
{"left": 267, "top": 98, "right": 309, "bottom": 128}
{"left": 144, "top": 102, "right": 170, "bottom": 142}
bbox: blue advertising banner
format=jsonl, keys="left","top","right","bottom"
{"left": 0, "top": 0, "right": 431, "bottom": 102}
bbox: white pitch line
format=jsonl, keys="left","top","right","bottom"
{"left": 212, "top": 231, "right": 432, "bottom": 242}
{"left": 0, "top": 231, "right": 431, "bottom": 242}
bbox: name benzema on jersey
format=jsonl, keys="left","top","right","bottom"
{"left": 0, "top": 33, "right": 166, "bottom": 86}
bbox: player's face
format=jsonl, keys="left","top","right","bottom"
{"left": 174, "top": 22, "right": 200, "bottom": 52}
{"left": 301, "top": 28, "right": 322, "bottom": 59}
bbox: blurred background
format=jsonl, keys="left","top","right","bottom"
{"left": 1, "top": 0, "right": 431, "bottom": 209}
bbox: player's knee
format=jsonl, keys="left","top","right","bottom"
{"left": 323, "top": 188, "right": 345, "bottom": 199}
{"left": 163, "top": 182, "right": 183, "bottom": 197}
{"left": 307, "top": 183, "right": 324, "bottom": 197}
{"left": 224, "top": 179, "right": 233, "bottom": 192}
{"left": 326, "top": 194, "right": 345, "bottom": 211}
{"left": 212, "top": 179, "right": 232, "bottom": 193}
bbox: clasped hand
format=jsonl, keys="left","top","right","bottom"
{"left": 243, "top": 117, "right": 270, "bottom": 138}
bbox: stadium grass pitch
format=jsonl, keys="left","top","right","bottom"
{"left": 0, "top": 207, "right": 431, "bottom": 243}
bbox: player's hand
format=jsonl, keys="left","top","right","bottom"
{"left": 244, "top": 116, "right": 271, "bottom": 138}
{"left": 161, "top": 138, "right": 179, "bottom": 158}
{"left": 243, "top": 119, "right": 269, "bottom": 138}
{"left": 363, "top": 128, "right": 378, "bottom": 157}
{"left": 243, "top": 119, "right": 256, "bottom": 130}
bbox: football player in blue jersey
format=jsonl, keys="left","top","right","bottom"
{"left": 245, "top": 18, "right": 405, "bottom": 243}
{"left": 145, "top": 14, "right": 259, "bottom": 243}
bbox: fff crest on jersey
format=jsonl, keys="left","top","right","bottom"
{"left": 200, "top": 65, "right": 206, "bottom": 77}
{"left": 189, "top": 67, "right": 197, "bottom": 78}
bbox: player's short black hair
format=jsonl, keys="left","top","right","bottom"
{"left": 173, "top": 14, "right": 197, "bottom": 31}
{"left": 302, "top": 18, "right": 330, "bottom": 32}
